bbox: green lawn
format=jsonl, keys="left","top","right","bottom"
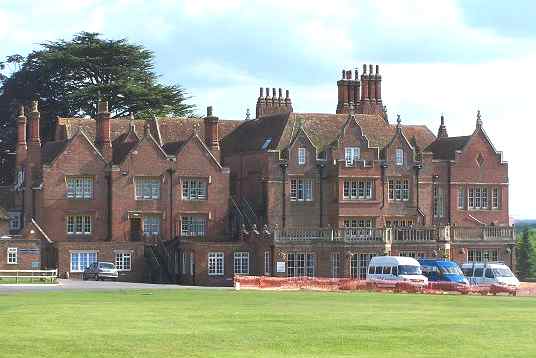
{"left": 0, "top": 289, "right": 535, "bottom": 357}
{"left": 0, "top": 277, "right": 57, "bottom": 284}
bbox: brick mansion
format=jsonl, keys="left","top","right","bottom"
{"left": 0, "top": 64, "right": 516, "bottom": 285}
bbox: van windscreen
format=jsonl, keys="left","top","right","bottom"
{"left": 398, "top": 265, "right": 421, "bottom": 275}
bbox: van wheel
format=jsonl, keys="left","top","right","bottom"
{"left": 95, "top": 274, "right": 99, "bottom": 281}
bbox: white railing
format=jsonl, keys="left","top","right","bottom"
{"left": 0, "top": 269, "right": 58, "bottom": 284}
{"left": 273, "top": 228, "right": 385, "bottom": 243}
{"left": 392, "top": 228, "right": 438, "bottom": 242}
{"left": 451, "top": 226, "right": 515, "bottom": 241}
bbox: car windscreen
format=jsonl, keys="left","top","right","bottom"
{"left": 99, "top": 263, "right": 115, "bottom": 269}
{"left": 398, "top": 265, "right": 422, "bottom": 275}
{"left": 492, "top": 268, "right": 514, "bottom": 277}
{"left": 439, "top": 266, "right": 463, "bottom": 275}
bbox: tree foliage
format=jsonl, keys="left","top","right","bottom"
{"left": 0, "top": 32, "right": 194, "bottom": 144}
{"left": 517, "top": 227, "right": 536, "bottom": 279}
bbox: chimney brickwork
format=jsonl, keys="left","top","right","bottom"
{"left": 256, "top": 87, "right": 293, "bottom": 118}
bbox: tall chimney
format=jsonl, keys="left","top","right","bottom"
{"left": 96, "top": 99, "right": 112, "bottom": 161}
{"left": 337, "top": 70, "right": 349, "bottom": 113}
{"left": 28, "top": 101, "right": 41, "bottom": 145}
{"left": 16, "top": 105, "right": 28, "bottom": 171}
{"left": 375, "top": 65, "right": 382, "bottom": 102}
{"left": 368, "top": 64, "right": 376, "bottom": 102}
{"left": 437, "top": 114, "right": 448, "bottom": 138}
{"left": 256, "top": 87, "right": 266, "bottom": 118}
{"left": 204, "top": 106, "right": 220, "bottom": 162}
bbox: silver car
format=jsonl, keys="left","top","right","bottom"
{"left": 82, "top": 262, "right": 119, "bottom": 281}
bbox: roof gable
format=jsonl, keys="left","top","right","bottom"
{"left": 175, "top": 133, "right": 223, "bottom": 170}
{"left": 43, "top": 129, "right": 106, "bottom": 166}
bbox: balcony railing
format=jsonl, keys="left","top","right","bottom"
{"left": 451, "top": 226, "right": 515, "bottom": 241}
{"left": 272, "top": 225, "right": 516, "bottom": 244}
{"left": 392, "top": 227, "right": 438, "bottom": 242}
{"left": 273, "top": 227, "right": 385, "bottom": 243}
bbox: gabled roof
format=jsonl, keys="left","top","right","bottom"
{"left": 221, "top": 112, "right": 436, "bottom": 156}
{"left": 424, "top": 136, "right": 471, "bottom": 160}
{"left": 112, "top": 125, "right": 140, "bottom": 164}
{"left": 42, "top": 129, "right": 105, "bottom": 165}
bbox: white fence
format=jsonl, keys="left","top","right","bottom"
{"left": 0, "top": 269, "right": 58, "bottom": 284}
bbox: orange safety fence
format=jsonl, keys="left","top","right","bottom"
{"left": 234, "top": 275, "right": 524, "bottom": 296}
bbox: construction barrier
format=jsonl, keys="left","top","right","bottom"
{"left": 233, "top": 275, "right": 521, "bottom": 296}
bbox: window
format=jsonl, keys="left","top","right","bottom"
{"left": 7, "top": 248, "right": 17, "bottom": 264}
{"left": 264, "top": 251, "right": 271, "bottom": 275}
{"left": 388, "top": 179, "right": 409, "bottom": 201}
{"left": 287, "top": 253, "right": 315, "bottom": 277}
{"left": 433, "top": 185, "right": 444, "bottom": 218}
{"left": 468, "top": 186, "right": 490, "bottom": 210}
{"left": 208, "top": 252, "right": 224, "bottom": 276}
{"left": 345, "top": 147, "right": 360, "bottom": 166}
{"left": 8, "top": 211, "right": 21, "bottom": 231}
{"left": 492, "top": 187, "right": 500, "bottom": 209}
{"left": 70, "top": 251, "right": 97, "bottom": 272}
{"left": 290, "top": 178, "right": 313, "bottom": 201}
{"left": 182, "top": 179, "right": 207, "bottom": 200}
{"left": 115, "top": 252, "right": 132, "bottom": 271}
{"left": 66, "top": 177, "right": 93, "bottom": 199}
{"left": 395, "top": 149, "right": 404, "bottom": 166}
{"left": 181, "top": 251, "right": 187, "bottom": 275}
{"left": 297, "top": 148, "right": 306, "bottom": 165}
{"left": 467, "top": 249, "right": 498, "bottom": 262}
{"left": 261, "top": 138, "right": 272, "bottom": 150}
{"left": 351, "top": 253, "right": 376, "bottom": 279}
{"left": 343, "top": 219, "right": 374, "bottom": 238}
{"left": 181, "top": 216, "right": 207, "bottom": 237}
{"left": 234, "top": 252, "right": 249, "bottom": 275}
{"left": 343, "top": 180, "right": 373, "bottom": 200}
{"left": 135, "top": 177, "right": 160, "bottom": 200}
{"left": 330, "top": 252, "right": 340, "bottom": 278}
{"left": 66, "top": 215, "right": 91, "bottom": 235}
{"left": 385, "top": 219, "right": 414, "bottom": 227}
{"left": 143, "top": 215, "right": 160, "bottom": 236}
{"left": 458, "top": 186, "right": 465, "bottom": 209}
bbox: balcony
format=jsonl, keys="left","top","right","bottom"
{"left": 273, "top": 227, "right": 385, "bottom": 243}
{"left": 451, "top": 226, "right": 515, "bottom": 242}
{"left": 272, "top": 226, "right": 516, "bottom": 244}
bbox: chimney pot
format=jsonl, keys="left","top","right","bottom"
{"left": 369, "top": 64, "right": 373, "bottom": 75}
{"left": 286, "top": 89, "right": 290, "bottom": 98}
{"left": 354, "top": 69, "right": 359, "bottom": 80}
{"left": 265, "top": 87, "right": 270, "bottom": 98}
{"left": 18, "top": 105, "right": 25, "bottom": 117}
{"left": 363, "top": 64, "right": 367, "bottom": 74}
{"left": 272, "top": 88, "right": 276, "bottom": 98}
{"left": 207, "top": 106, "right": 213, "bottom": 117}
{"left": 341, "top": 69, "right": 345, "bottom": 79}
{"left": 31, "top": 100, "right": 38, "bottom": 112}
{"left": 376, "top": 65, "right": 379, "bottom": 74}
{"left": 260, "top": 87, "right": 264, "bottom": 97}
{"left": 278, "top": 88, "right": 282, "bottom": 99}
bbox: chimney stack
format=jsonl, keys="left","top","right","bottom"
{"left": 375, "top": 65, "right": 382, "bottom": 102}
{"left": 336, "top": 68, "right": 361, "bottom": 114}
{"left": 255, "top": 87, "right": 293, "bottom": 118}
{"left": 204, "top": 105, "right": 220, "bottom": 162}
{"left": 96, "top": 99, "right": 112, "bottom": 161}
{"left": 16, "top": 105, "right": 28, "bottom": 172}
{"left": 29, "top": 101, "right": 41, "bottom": 145}
{"left": 437, "top": 114, "right": 448, "bottom": 138}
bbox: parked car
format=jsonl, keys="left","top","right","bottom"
{"left": 82, "top": 262, "right": 119, "bottom": 281}
{"left": 461, "top": 262, "right": 520, "bottom": 288}
{"left": 418, "top": 258, "right": 468, "bottom": 284}
{"left": 367, "top": 256, "right": 428, "bottom": 286}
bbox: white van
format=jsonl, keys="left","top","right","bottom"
{"left": 367, "top": 256, "right": 428, "bottom": 286}
{"left": 461, "top": 262, "right": 520, "bottom": 288}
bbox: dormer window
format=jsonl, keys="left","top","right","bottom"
{"left": 298, "top": 148, "right": 306, "bottom": 165}
{"left": 345, "top": 147, "right": 360, "bottom": 167}
{"left": 395, "top": 149, "right": 404, "bottom": 166}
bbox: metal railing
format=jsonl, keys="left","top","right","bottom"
{"left": 0, "top": 269, "right": 58, "bottom": 284}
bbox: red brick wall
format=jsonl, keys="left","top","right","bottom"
{"left": 0, "top": 240, "right": 41, "bottom": 270}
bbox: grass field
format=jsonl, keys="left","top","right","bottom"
{"left": 0, "top": 277, "right": 57, "bottom": 284}
{"left": 0, "top": 289, "right": 535, "bottom": 357}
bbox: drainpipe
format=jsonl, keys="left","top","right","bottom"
{"left": 380, "top": 161, "right": 388, "bottom": 209}
{"left": 415, "top": 163, "right": 422, "bottom": 220}
{"left": 106, "top": 171, "right": 112, "bottom": 241}
{"left": 280, "top": 162, "right": 288, "bottom": 229}
{"left": 167, "top": 167, "right": 176, "bottom": 239}
{"left": 317, "top": 163, "right": 325, "bottom": 227}
{"left": 447, "top": 161, "right": 452, "bottom": 225}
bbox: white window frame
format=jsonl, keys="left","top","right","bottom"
{"left": 287, "top": 252, "right": 315, "bottom": 277}
{"left": 66, "top": 215, "right": 91, "bottom": 235}
{"left": 330, "top": 252, "right": 340, "bottom": 278}
{"left": 345, "top": 147, "right": 360, "bottom": 167}
{"left": 234, "top": 252, "right": 250, "bottom": 275}
{"left": 70, "top": 251, "right": 97, "bottom": 272}
{"left": 7, "top": 247, "right": 17, "bottom": 265}
{"left": 208, "top": 252, "right": 224, "bottom": 276}
{"left": 468, "top": 186, "right": 490, "bottom": 210}
{"left": 467, "top": 249, "right": 498, "bottom": 263}
{"left": 297, "top": 147, "right": 306, "bottom": 165}
{"left": 290, "top": 177, "right": 313, "bottom": 201}
{"left": 395, "top": 149, "right": 404, "bottom": 166}
{"left": 181, "top": 216, "right": 207, "bottom": 237}
{"left": 134, "top": 177, "right": 160, "bottom": 200}
{"left": 66, "top": 176, "right": 93, "bottom": 199}
{"left": 8, "top": 211, "right": 21, "bottom": 231}
{"left": 458, "top": 186, "right": 465, "bottom": 209}
{"left": 182, "top": 179, "right": 208, "bottom": 200}
{"left": 115, "top": 251, "right": 132, "bottom": 271}
{"left": 264, "top": 251, "right": 271, "bottom": 275}
{"left": 143, "top": 215, "right": 161, "bottom": 236}
{"left": 388, "top": 179, "right": 409, "bottom": 201}
{"left": 343, "top": 180, "right": 373, "bottom": 200}
{"left": 492, "top": 187, "right": 500, "bottom": 209}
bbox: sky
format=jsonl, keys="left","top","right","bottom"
{"left": 0, "top": 0, "right": 535, "bottom": 219}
